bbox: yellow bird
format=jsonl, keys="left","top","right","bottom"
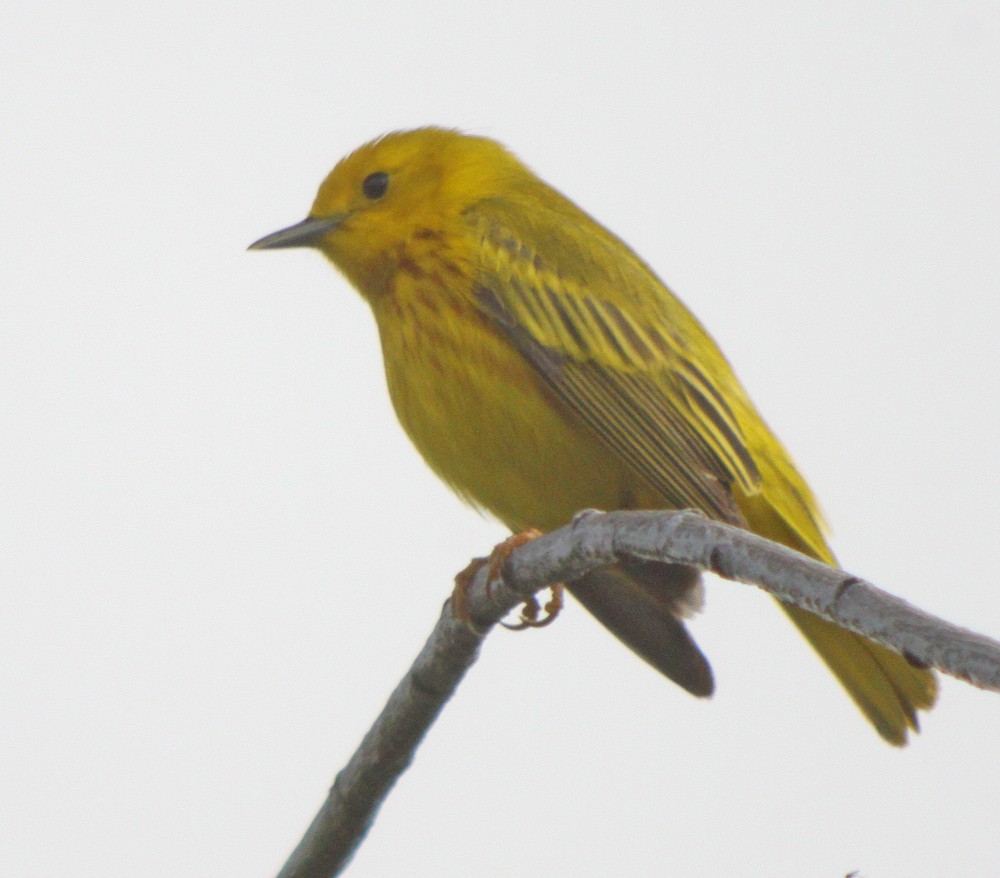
{"left": 250, "top": 127, "right": 936, "bottom": 744}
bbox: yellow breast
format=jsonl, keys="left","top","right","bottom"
{"left": 370, "top": 279, "right": 632, "bottom": 532}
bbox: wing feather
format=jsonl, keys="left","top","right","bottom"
{"left": 469, "top": 207, "right": 761, "bottom": 520}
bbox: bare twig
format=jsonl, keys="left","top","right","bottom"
{"left": 274, "top": 509, "right": 1000, "bottom": 878}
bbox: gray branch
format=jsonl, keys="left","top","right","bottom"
{"left": 273, "top": 509, "right": 1000, "bottom": 878}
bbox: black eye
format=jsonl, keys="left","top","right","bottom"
{"left": 362, "top": 171, "right": 389, "bottom": 200}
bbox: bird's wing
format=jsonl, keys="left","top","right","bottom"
{"left": 466, "top": 202, "right": 761, "bottom": 523}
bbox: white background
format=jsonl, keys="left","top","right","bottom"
{"left": 3, "top": 3, "right": 999, "bottom": 877}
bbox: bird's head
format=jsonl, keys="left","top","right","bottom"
{"left": 249, "top": 127, "right": 530, "bottom": 293}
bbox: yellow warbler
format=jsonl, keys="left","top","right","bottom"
{"left": 250, "top": 127, "right": 935, "bottom": 744}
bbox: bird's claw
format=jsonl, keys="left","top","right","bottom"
{"left": 500, "top": 582, "right": 565, "bottom": 629}
{"left": 452, "top": 529, "right": 563, "bottom": 629}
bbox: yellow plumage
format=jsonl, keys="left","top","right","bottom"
{"left": 250, "top": 127, "right": 936, "bottom": 744}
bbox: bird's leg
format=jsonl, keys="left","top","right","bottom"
{"left": 452, "top": 529, "right": 563, "bottom": 628}
{"left": 451, "top": 555, "right": 487, "bottom": 623}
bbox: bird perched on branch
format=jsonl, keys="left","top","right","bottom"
{"left": 250, "top": 126, "right": 936, "bottom": 744}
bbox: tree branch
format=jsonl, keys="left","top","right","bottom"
{"left": 274, "top": 509, "right": 1000, "bottom": 878}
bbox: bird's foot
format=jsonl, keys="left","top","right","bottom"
{"left": 501, "top": 581, "right": 564, "bottom": 630}
{"left": 452, "top": 529, "right": 563, "bottom": 628}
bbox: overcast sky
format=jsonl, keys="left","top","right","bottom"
{"left": 4, "top": 3, "right": 999, "bottom": 877}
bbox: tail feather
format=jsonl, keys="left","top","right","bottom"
{"left": 737, "top": 482, "right": 937, "bottom": 745}
{"left": 569, "top": 562, "right": 714, "bottom": 697}
{"left": 781, "top": 604, "right": 936, "bottom": 746}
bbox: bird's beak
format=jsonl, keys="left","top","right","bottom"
{"left": 248, "top": 214, "right": 345, "bottom": 251}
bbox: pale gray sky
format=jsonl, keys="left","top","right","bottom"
{"left": 3, "top": 3, "right": 999, "bottom": 877}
